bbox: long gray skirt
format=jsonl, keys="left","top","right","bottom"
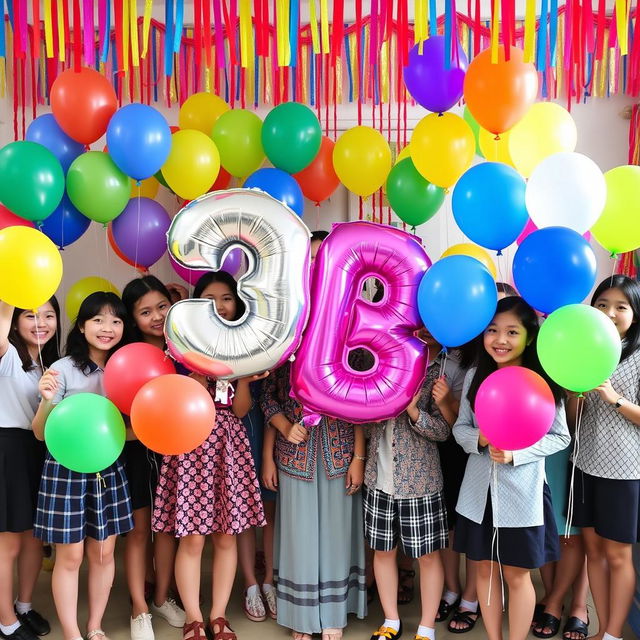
{"left": 274, "top": 454, "right": 367, "bottom": 634}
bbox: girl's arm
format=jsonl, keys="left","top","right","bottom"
{"left": 232, "top": 371, "right": 270, "bottom": 419}
{"left": 452, "top": 374, "right": 484, "bottom": 455}
{"left": 406, "top": 390, "right": 451, "bottom": 442}
{"left": 261, "top": 424, "right": 278, "bottom": 491}
{"left": 596, "top": 378, "right": 640, "bottom": 427}
{"left": 565, "top": 393, "right": 580, "bottom": 430}
{"left": 346, "top": 426, "right": 365, "bottom": 494}
{"left": 32, "top": 369, "right": 60, "bottom": 441}
{"left": 432, "top": 377, "right": 460, "bottom": 426}
{"left": 0, "top": 301, "right": 14, "bottom": 359}
{"left": 259, "top": 367, "right": 308, "bottom": 444}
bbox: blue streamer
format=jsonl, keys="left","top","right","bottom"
{"left": 100, "top": 0, "right": 111, "bottom": 63}
{"left": 5, "top": 0, "right": 13, "bottom": 29}
{"left": 549, "top": 0, "right": 558, "bottom": 67}
{"left": 111, "top": 38, "right": 118, "bottom": 92}
{"left": 289, "top": 0, "right": 299, "bottom": 67}
{"left": 152, "top": 26, "right": 158, "bottom": 102}
{"left": 165, "top": 0, "right": 174, "bottom": 77}
{"left": 536, "top": 0, "right": 549, "bottom": 71}
{"left": 344, "top": 32, "right": 353, "bottom": 102}
{"left": 254, "top": 39, "right": 260, "bottom": 107}
{"left": 0, "top": 0, "right": 6, "bottom": 58}
{"left": 173, "top": 0, "right": 184, "bottom": 53}
{"left": 223, "top": 68, "right": 229, "bottom": 102}
{"left": 309, "top": 51, "right": 315, "bottom": 106}
{"left": 444, "top": 0, "right": 453, "bottom": 70}
{"left": 360, "top": 25, "right": 365, "bottom": 90}
{"left": 429, "top": 0, "right": 437, "bottom": 36}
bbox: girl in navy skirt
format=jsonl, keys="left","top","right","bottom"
{"left": 0, "top": 297, "right": 60, "bottom": 640}
{"left": 453, "top": 297, "right": 571, "bottom": 640}
{"left": 122, "top": 276, "right": 187, "bottom": 638}
{"left": 568, "top": 276, "right": 640, "bottom": 640}
{"left": 32, "top": 292, "right": 134, "bottom": 640}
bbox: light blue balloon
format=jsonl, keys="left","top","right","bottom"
{"left": 418, "top": 256, "right": 498, "bottom": 348}
{"left": 243, "top": 168, "right": 304, "bottom": 217}
{"left": 452, "top": 162, "right": 528, "bottom": 252}
{"left": 26, "top": 114, "right": 84, "bottom": 174}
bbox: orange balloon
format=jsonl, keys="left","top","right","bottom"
{"left": 130, "top": 375, "right": 216, "bottom": 455}
{"left": 463, "top": 46, "right": 538, "bottom": 135}
{"left": 107, "top": 223, "right": 146, "bottom": 272}
{"left": 50, "top": 67, "right": 117, "bottom": 145}
{"left": 293, "top": 137, "right": 340, "bottom": 204}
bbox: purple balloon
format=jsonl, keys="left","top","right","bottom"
{"left": 169, "top": 249, "right": 245, "bottom": 285}
{"left": 112, "top": 198, "right": 171, "bottom": 268}
{"left": 403, "top": 36, "right": 468, "bottom": 113}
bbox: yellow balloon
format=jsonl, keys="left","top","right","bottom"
{"left": 441, "top": 243, "right": 497, "bottom": 279}
{"left": 478, "top": 128, "right": 515, "bottom": 168}
{"left": 395, "top": 145, "right": 412, "bottom": 164}
{"left": 130, "top": 176, "right": 159, "bottom": 199}
{"left": 410, "top": 113, "right": 475, "bottom": 189}
{"left": 66, "top": 277, "right": 120, "bottom": 322}
{"left": 178, "top": 92, "right": 230, "bottom": 135}
{"left": 508, "top": 102, "right": 578, "bottom": 178}
{"left": 333, "top": 126, "right": 392, "bottom": 197}
{"left": 162, "top": 130, "right": 221, "bottom": 200}
{"left": 0, "top": 227, "right": 63, "bottom": 309}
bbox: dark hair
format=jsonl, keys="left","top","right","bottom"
{"left": 66, "top": 292, "right": 130, "bottom": 371}
{"left": 9, "top": 297, "right": 61, "bottom": 371}
{"left": 311, "top": 230, "right": 329, "bottom": 243}
{"left": 193, "top": 271, "right": 246, "bottom": 320}
{"left": 496, "top": 282, "right": 518, "bottom": 297}
{"left": 590, "top": 275, "right": 640, "bottom": 361}
{"left": 122, "top": 275, "right": 173, "bottom": 341}
{"left": 466, "top": 296, "right": 564, "bottom": 407}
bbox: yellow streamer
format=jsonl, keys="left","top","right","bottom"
{"left": 616, "top": 0, "right": 628, "bottom": 55}
{"left": 320, "top": 0, "right": 330, "bottom": 54}
{"left": 349, "top": 32, "right": 359, "bottom": 102}
{"left": 44, "top": 0, "right": 53, "bottom": 58}
{"left": 56, "top": 0, "right": 65, "bottom": 62}
{"left": 336, "top": 53, "right": 343, "bottom": 103}
{"left": 491, "top": 0, "right": 500, "bottom": 63}
{"left": 0, "top": 58, "right": 5, "bottom": 99}
{"left": 381, "top": 39, "right": 389, "bottom": 103}
{"left": 415, "top": 0, "right": 428, "bottom": 45}
{"left": 141, "top": 0, "right": 153, "bottom": 58}
{"left": 309, "top": 0, "right": 320, "bottom": 55}
{"left": 301, "top": 45, "right": 309, "bottom": 103}
{"left": 130, "top": 0, "right": 140, "bottom": 68}
{"left": 239, "top": 0, "right": 251, "bottom": 67}
{"left": 276, "top": 0, "right": 286, "bottom": 66}
{"left": 121, "top": 0, "right": 130, "bottom": 73}
{"left": 524, "top": 0, "right": 536, "bottom": 63}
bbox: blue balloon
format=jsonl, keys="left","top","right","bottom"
{"left": 243, "top": 168, "right": 304, "bottom": 216}
{"left": 452, "top": 162, "right": 528, "bottom": 252}
{"left": 26, "top": 114, "right": 84, "bottom": 174}
{"left": 513, "top": 227, "right": 597, "bottom": 315}
{"left": 106, "top": 104, "right": 171, "bottom": 181}
{"left": 418, "top": 256, "right": 497, "bottom": 348}
{"left": 40, "top": 194, "right": 91, "bottom": 248}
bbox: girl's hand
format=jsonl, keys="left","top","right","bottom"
{"left": 38, "top": 369, "right": 59, "bottom": 402}
{"left": 406, "top": 390, "right": 422, "bottom": 422}
{"left": 489, "top": 445, "right": 513, "bottom": 464}
{"left": 432, "top": 377, "right": 451, "bottom": 407}
{"left": 188, "top": 372, "right": 208, "bottom": 387}
{"left": 237, "top": 370, "right": 270, "bottom": 385}
{"left": 165, "top": 283, "right": 189, "bottom": 303}
{"left": 346, "top": 457, "right": 364, "bottom": 495}
{"left": 595, "top": 379, "right": 618, "bottom": 405}
{"left": 478, "top": 432, "right": 490, "bottom": 448}
{"left": 284, "top": 422, "right": 309, "bottom": 445}
{"left": 262, "top": 457, "right": 278, "bottom": 491}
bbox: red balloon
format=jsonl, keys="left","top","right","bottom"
{"left": 130, "top": 374, "right": 216, "bottom": 455}
{"left": 0, "top": 204, "right": 35, "bottom": 230}
{"left": 210, "top": 166, "right": 232, "bottom": 191}
{"left": 50, "top": 67, "right": 118, "bottom": 145}
{"left": 293, "top": 136, "right": 340, "bottom": 204}
{"left": 104, "top": 343, "right": 176, "bottom": 415}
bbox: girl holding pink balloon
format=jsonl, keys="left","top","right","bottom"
{"left": 568, "top": 275, "right": 640, "bottom": 640}
{"left": 0, "top": 297, "right": 60, "bottom": 640}
{"left": 452, "top": 296, "right": 570, "bottom": 640}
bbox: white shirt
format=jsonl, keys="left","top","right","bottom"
{"left": 0, "top": 344, "right": 41, "bottom": 429}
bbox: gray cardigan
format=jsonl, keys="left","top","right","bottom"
{"left": 453, "top": 368, "right": 571, "bottom": 528}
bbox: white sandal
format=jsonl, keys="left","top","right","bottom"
{"left": 87, "top": 630, "right": 109, "bottom": 640}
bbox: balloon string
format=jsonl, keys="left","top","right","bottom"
{"left": 565, "top": 394, "right": 584, "bottom": 538}
{"left": 34, "top": 310, "right": 45, "bottom": 373}
{"left": 609, "top": 253, "right": 618, "bottom": 287}
{"left": 438, "top": 348, "right": 447, "bottom": 379}
{"left": 488, "top": 460, "right": 506, "bottom": 610}
{"left": 94, "top": 225, "right": 104, "bottom": 281}
{"left": 315, "top": 202, "right": 320, "bottom": 230}
{"left": 134, "top": 184, "right": 142, "bottom": 277}
{"left": 104, "top": 225, "right": 111, "bottom": 275}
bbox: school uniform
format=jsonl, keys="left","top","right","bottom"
{"left": 0, "top": 344, "right": 46, "bottom": 533}
{"left": 571, "top": 347, "right": 640, "bottom": 543}
{"left": 453, "top": 368, "right": 571, "bottom": 569}
{"left": 33, "top": 356, "right": 133, "bottom": 544}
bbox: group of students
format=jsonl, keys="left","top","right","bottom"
{"left": 0, "top": 228, "right": 638, "bottom": 640}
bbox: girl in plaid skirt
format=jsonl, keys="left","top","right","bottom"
{"left": 32, "top": 292, "right": 134, "bottom": 640}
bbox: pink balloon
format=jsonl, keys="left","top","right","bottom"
{"left": 517, "top": 218, "right": 592, "bottom": 246}
{"left": 290, "top": 221, "right": 432, "bottom": 424}
{"left": 169, "top": 248, "right": 245, "bottom": 285}
{"left": 474, "top": 366, "right": 556, "bottom": 450}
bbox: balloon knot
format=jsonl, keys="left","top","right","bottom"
{"left": 442, "top": 345, "right": 448, "bottom": 354}
{"left": 84, "top": 144, "right": 90, "bottom": 152}
{"left": 494, "top": 134, "right": 501, "bottom": 141}
{"left": 496, "top": 250, "right": 503, "bottom": 256}
{"left": 36, "top": 221, "right": 43, "bottom": 230}
{"left": 444, "top": 188, "right": 450, "bottom": 195}
{"left": 411, "top": 226, "right": 417, "bottom": 234}
{"left": 610, "top": 252, "right": 617, "bottom": 259}
{"left": 577, "top": 393, "right": 584, "bottom": 399}
{"left": 437, "top": 112, "right": 444, "bottom": 117}
{"left": 136, "top": 179, "right": 142, "bottom": 187}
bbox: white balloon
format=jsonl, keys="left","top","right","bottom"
{"left": 525, "top": 152, "right": 606, "bottom": 234}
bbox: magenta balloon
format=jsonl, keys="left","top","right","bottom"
{"left": 169, "top": 248, "right": 245, "bottom": 284}
{"left": 290, "top": 221, "right": 432, "bottom": 423}
{"left": 403, "top": 36, "right": 468, "bottom": 113}
{"left": 111, "top": 198, "right": 171, "bottom": 268}
{"left": 474, "top": 367, "right": 556, "bottom": 450}
{"left": 517, "top": 218, "right": 592, "bottom": 246}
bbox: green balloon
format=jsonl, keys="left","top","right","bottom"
{"left": 0, "top": 141, "right": 64, "bottom": 222}
{"left": 212, "top": 109, "right": 265, "bottom": 178}
{"left": 261, "top": 103, "right": 321, "bottom": 173}
{"left": 463, "top": 107, "right": 483, "bottom": 158}
{"left": 67, "top": 151, "right": 130, "bottom": 224}
{"left": 537, "top": 304, "right": 621, "bottom": 393}
{"left": 155, "top": 169, "right": 171, "bottom": 190}
{"left": 386, "top": 158, "right": 445, "bottom": 226}
{"left": 45, "top": 393, "right": 126, "bottom": 473}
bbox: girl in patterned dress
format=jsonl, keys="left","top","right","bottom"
{"left": 152, "top": 272, "right": 267, "bottom": 640}
{"left": 568, "top": 276, "right": 640, "bottom": 640}
{"left": 32, "top": 292, "right": 134, "bottom": 640}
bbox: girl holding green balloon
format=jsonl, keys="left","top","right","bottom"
{"left": 0, "top": 297, "right": 60, "bottom": 640}
{"left": 32, "top": 292, "right": 133, "bottom": 640}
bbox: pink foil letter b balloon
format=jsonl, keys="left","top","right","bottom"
{"left": 291, "top": 221, "right": 431, "bottom": 423}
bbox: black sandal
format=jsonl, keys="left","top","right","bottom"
{"left": 532, "top": 603, "right": 545, "bottom": 628}
{"left": 447, "top": 607, "right": 480, "bottom": 634}
{"left": 532, "top": 612, "right": 562, "bottom": 639}
{"left": 397, "top": 569, "right": 415, "bottom": 605}
{"left": 562, "top": 616, "right": 589, "bottom": 640}
{"left": 435, "top": 595, "right": 460, "bottom": 622}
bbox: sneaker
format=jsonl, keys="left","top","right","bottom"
{"left": 151, "top": 599, "right": 186, "bottom": 628}
{"left": 262, "top": 585, "right": 277, "bottom": 619}
{"left": 0, "top": 625, "right": 40, "bottom": 640}
{"left": 130, "top": 613, "right": 154, "bottom": 640}
{"left": 243, "top": 588, "right": 266, "bottom": 622}
{"left": 14, "top": 610, "right": 50, "bottom": 637}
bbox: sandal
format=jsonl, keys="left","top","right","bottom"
{"left": 322, "top": 629, "right": 343, "bottom": 640}
{"left": 532, "top": 612, "right": 562, "bottom": 638}
{"left": 532, "top": 603, "right": 545, "bottom": 628}
{"left": 208, "top": 617, "right": 237, "bottom": 640}
{"left": 86, "top": 631, "right": 109, "bottom": 640}
{"left": 447, "top": 607, "right": 481, "bottom": 634}
{"left": 562, "top": 616, "right": 589, "bottom": 640}
{"left": 292, "top": 633, "right": 312, "bottom": 640}
{"left": 435, "top": 595, "right": 460, "bottom": 622}
{"left": 183, "top": 621, "right": 207, "bottom": 640}
{"left": 397, "top": 568, "right": 416, "bottom": 605}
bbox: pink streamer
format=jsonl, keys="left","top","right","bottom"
{"left": 608, "top": 5, "right": 618, "bottom": 48}
{"left": 83, "top": 0, "right": 94, "bottom": 66}
{"left": 19, "top": 0, "right": 28, "bottom": 55}
{"left": 213, "top": 0, "right": 225, "bottom": 68}
{"left": 564, "top": 0, "right": 573, "bottom": 70}
{"left": 370, "top": 0, "right": 379, "bottom": 67}
{"left": 98, "top": 0, "right": 106, "bottom": 57}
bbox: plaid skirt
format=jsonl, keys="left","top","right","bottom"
{"left": 34, "top": 453, "right": 133, "bottom": 544}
